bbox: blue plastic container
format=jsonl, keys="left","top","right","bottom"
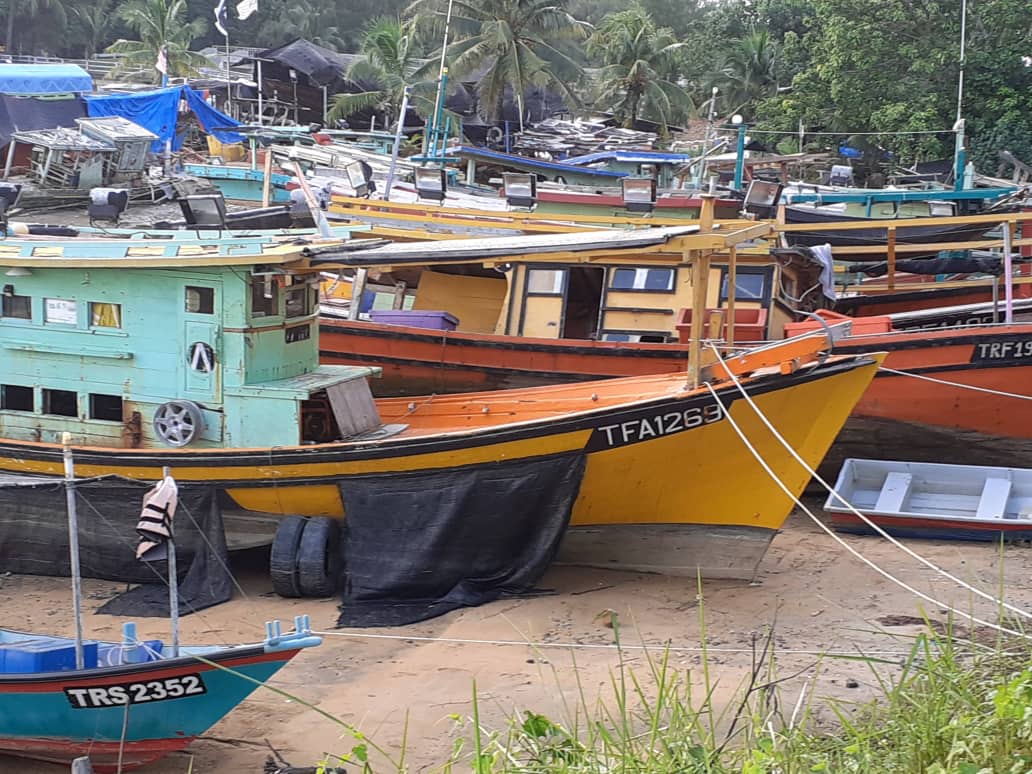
{"left": 0, "top": 638, "right": 99, "bottom": 673}
{"left": 369, "top": 310, "right": 459, "bottom": 331}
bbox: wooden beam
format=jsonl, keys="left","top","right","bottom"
{"left": 687, "top": 251, "right": 710, "bottom": 388}
{"left": 261, "top": 148, "right": 273, "bottom": 208}
{"left": 886, "top": 226, "right": 896, "bottom": 291}
{"left": 726, "top": 246, "right": 737, "bottom": 348}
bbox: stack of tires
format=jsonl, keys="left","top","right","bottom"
{"left": 270, "top": 516, "right": 341, "bottom": 598}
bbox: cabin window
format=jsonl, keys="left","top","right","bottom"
{"left": 719, "top": 267, "right": 771, "bottom": 304}
{"left": 526, "top": 268, "right": 564, "bottom": 295}
{"left": 1, "top": 292, "right": 31, "bottom": 320}
{"left": 42, "top": 388, "right": 78, "bottom": 417}
{"left": 285, "top": 323, "right": 312, "bottom": 343}
{"left": 44, "top": 298, "right": 78, "bottom": 325}
{"left": 0, "top": 384, "right": 33, "bottom": 411}
{"left": 610, "top": 268, "right": 675, "bottom": 292}
{"left": 90, "top": 302, "right": 122, "bottom": 329}
{"left": 285, "top": 285, "right": 312, "bottom": 318}
{"left": 251, "top": 276, "right": 279, "bottom": 318}
{"left": 185, "top": 286, "right": 215, "bottom": 314}
{"left": 89, "top": 393, "right": 123, "bottom": 421}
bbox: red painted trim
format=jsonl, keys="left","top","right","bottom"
{"left": 0, "top": 649, "right": 299, "bottom": 693}
{"left": 0, "top": 734, "right": 195, "bottom": 772}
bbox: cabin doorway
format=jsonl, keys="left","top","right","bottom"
{"left": 561, "top": 267, "right": 605, "bottom": 339}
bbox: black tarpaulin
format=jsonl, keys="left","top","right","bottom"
{"left": 254, "top": 38, "right": 358, "bottom": 86}
{"left": 847, "top": 254, "right": 1003, "bottom": 277}
{"left": 337, "top": 454, "right": 587, "bottom": 627}
{"left": 0, "top": 477, "right": 232, "bottom": 616}
{"left": 0, "top": 94, "right": 85, "bottom": 148}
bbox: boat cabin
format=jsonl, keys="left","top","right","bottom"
{"left": 0, "top": 238, "right": 381, "bottom": 449}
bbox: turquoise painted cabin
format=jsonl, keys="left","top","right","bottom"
{"left": 0, "top": 241, "right": 377, "bottom": 449}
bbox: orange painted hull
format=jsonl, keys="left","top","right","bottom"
{"left": 320, "top": 318, "right": 1032, "bottom": 447}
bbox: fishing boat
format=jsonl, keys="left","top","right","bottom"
{"left": 824, "top": 458, "right": 1032, "bottom": 540}
{"left": 0, "top": 618, "right": 320, "bottom": 771}
{"left": 0, "top": 224, "right": 881, "bottom": 591}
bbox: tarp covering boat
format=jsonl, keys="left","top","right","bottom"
{"left": 0, "top": 475, "right": 232, "bottom": 615}
{"left": 337, "top": 453, "right": 587, "bottom": 627}
{"left": 85, "top": 85, "right": 243, "bottom": 151}
{"left": 0, "top": 94, "right": 85, "bottom": 149}
{"left": 0, "top": 63, "right": 92, "bottom": 95}
{"left": 846, "top": 254, "right": 1004, "bottom": 277}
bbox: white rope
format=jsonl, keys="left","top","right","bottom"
{"left": 706, "top": 342, "right": 1032, "bottom": 629}
{"left": 879, "top": 366, "right": 1032, "bottom": 401}
{"left": 310, "top": 630, "right": 912, "bottom": 658}
{"left": 701, "top": 379, "right": 1029, "bottom": 640}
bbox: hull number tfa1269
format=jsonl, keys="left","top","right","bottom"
{"left": 592, "top": 404, "right": 724, "bottom": 449}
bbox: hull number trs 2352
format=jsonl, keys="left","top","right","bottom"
{"left": 64, "top": 674, "right": 207, "bottom": 708}
{"left": 592, "top": 403, "right": 724, "bottom": 449}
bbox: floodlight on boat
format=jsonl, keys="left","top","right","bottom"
{"left": 414, "top": 167, "right": 447, "bottom": 202}
{"left": 742, "top": 179, "right": 783, "bottom": 217}
{"left": 503, "top": 173, "right": 537, "bottom": 209}
{"left": 179, "top": 193, "right": 228, "bottom": 228}
{"left": 343, "top": 160, "right": 372, "bottom": 198}
{"left": 87, "top": 188, "right": 130, "bottom": 226}
{"left": 621, "top": 177, "right": 657, "bottom": 213}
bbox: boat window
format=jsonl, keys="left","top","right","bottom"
{"left": 285, "top": 285, "right": 311, "bottom": 318}
{"left": 526, "top": 269, "right": 564, "bottom": 295}
{"left": 44, "top": 298, "right": 78, "bottom": 325}
{"left": 285, "top": 323, "right": 312, "bottom": 343}
{"left": 0, "top": 384, "right": 33, "bottom": 412}
{"left": 90, "top": 302, "right": 122, "bottom": 329}
{"left": 42, "top": 388, "right": 78, "bottom": 417}
{"left": 610, "top": 268, "right": 675, "bottom": 292}
{"left": 719, "top": 267, "right": 770, "bottom": 303}
{"left": 185, "top": 286, "right": 215, "bottom": 314}
{"left": 89, "top": 393, "right": 123, "bottom": 422}
{"left": 1, "top": 292, "right": 31, "bottom": 320}
{"left": 251, "top": 276, "right": 279, "bottom": 318}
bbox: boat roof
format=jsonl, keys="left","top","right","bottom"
{"left": 304, "top": 224, "right": 770, "bottom": 267}
{"left": 453, "top": 145, "right": 626, "bottom": 178}
{"left": 564, "top": 150, "right": 695, "bottom": 166}
{"left": 0, "top": 63, "right": 93, "bottom": 95}
{"left": 0, "top": 237, "right": 327, "bottom": 269}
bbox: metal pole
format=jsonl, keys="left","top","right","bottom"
{"left": 956, "top": 0, "right": 967, "bottom": 124}
{"left": 224, "top": 33, "right": 232, "bottom": 115}
{"left": 733, "top": 122, "right": 747, "bottom": 191}
{"left": 384, "top": 85, "right": 411, "bottom": 201}
{"left": 1003, "top": 220, "right": 1014, "bottom": 324}
{"left": 62, "top": 434, "right": 85, "bottom": 671}
{"left": 322, "top": 85, "right": 328, "bottom": 125}
{"left": 162, "top": 466, "right": 179, "bottom": 658}
{"left": 426, "top": 0, "right": 455, "bottom": 157}
{"left": 257, "top": 59, "right": 264, "bottom": 126}
{"left": 992, "top": 275, "right": 1000, "bottom": 323}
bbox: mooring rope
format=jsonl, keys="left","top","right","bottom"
{"left": 706, "top": 343, "right": 1032, "bottom": 633}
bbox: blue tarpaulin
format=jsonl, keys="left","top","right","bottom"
{"left": 0, "top": 64, "right": 93, "bottom": 95}
{"left": 85, "top": 86, "right": 243, "bottom": 152}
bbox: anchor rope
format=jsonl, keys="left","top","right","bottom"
{"left": 706, "top": 342, "right": 1032, "bottom": 631}
{"left": 878, "top": 365, "right": 1032, "bottom": 400}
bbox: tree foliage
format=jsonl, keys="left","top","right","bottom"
{"left": 106, "top": 0, "right": 208, "bottom": 81}
{"left": 585, "top": 4, "right": 693, "bottom": 131}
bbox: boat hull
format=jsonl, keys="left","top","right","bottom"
{"left": 0, "top": 359, "right": 880, "bottom": 579}
{"left": 0, "top": 647, "right": 300, "bottom": 772}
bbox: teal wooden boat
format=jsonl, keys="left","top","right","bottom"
{"left": 0, "top": 618, "right": 320, "bottom": 771}
{"left": 181, "top": 162, "right": 294, "bottom": 203}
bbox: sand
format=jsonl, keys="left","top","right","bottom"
{"left": 6, "top": 502, "right": 1031, "bottom": 773}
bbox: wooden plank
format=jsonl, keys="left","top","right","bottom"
{"left": 873, "top": 471, "right": 913, "bottom": 514}
{"left": 261, "top": 148, "right": 273, "bottom": 208}
{"left": 976, "top": 477, "right": 1013, "bottom": 520}
{"left": 326, "top": 379, "right": 381, "bottom": 439}
{"left": 886, "top": 226, "right": 896, "bottom": 291}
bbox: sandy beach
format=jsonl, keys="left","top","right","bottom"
{"left": 5, "top": 501, "right": 1030, "bottom": 773}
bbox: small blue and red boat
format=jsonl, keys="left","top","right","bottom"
{"left": 0, "top": 617, "right": 321, "bottom": 771}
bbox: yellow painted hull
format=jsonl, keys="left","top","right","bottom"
{"left": 0, "top": 358, "right": 876, "bottom": 537}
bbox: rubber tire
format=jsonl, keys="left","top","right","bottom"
{"left": 297, "top": 517, "right": 341, "bottom": 598}
{"left": 270, "top": 516, "right": 307, "bottom": 598}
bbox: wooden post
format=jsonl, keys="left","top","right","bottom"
{"left": 392, "top": 281, "right": 407, "bottom": 310}
{"left": 1003, "top": 220, "right": 1015, "bottom": 324}
{"left": 699, "top": 195, "right": 716, "bottom": 232}
{"left": 687, "top": 250, "right": 711, "bottom": 388}
{"left": 62, "top": 435, "right": 85, "bottom": 671}
{"left": 261, "top": 148, "right": 273, "bottom": 208}
{"left": 726, "top": 246, "right": 737, "bottom": 348}
{"left": 2, "top": 139, "right": 16, "bottom": 179}
{"left": 349, "top": 269, "right": 368, "bottom": 321}
{"left": 886, "top": 226, "right": 897, "bottom": 291}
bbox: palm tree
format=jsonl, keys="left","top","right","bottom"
{"left": 272, "top": 0, "right": 346, "bottom": 50}
{"left": 406, "top": 0, "right": 588, "bottom": 121}
{"left": 328, "top": 16, "right": 438, "bottom": 127}
{"left": 586, "top": 4, "right": 693, "bottom": 132}
{"left": 5, "top": 0, "right": 67, "bottom": 55}
{"left": 711, "top": 29, "right": 778, "bottom": 119}
{"left": 72, "top": 0, "right": 114, "bottom": 59}
{"left": 106, "top": 0, "right": 208, "bottom": 81}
